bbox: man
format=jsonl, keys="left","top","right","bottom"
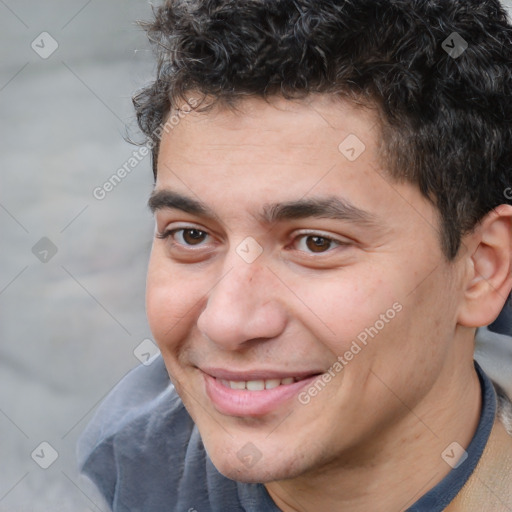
{"left": 78, "top": 1, "right": 512, "bottom": 510}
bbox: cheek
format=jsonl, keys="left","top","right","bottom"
{"left": 293, "top": 262, "right": 443, "bottom": 389}
{"left": 292, "top": 272, "right": 398, "bottom": 351}
{"left": 146, "top": 252, "right": 204, "bottom": 349}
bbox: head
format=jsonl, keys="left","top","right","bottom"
{"left": 138, "top": 0, "right": 512, "bottom": 483}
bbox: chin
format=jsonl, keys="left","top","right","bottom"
{"left": 215, "top": 463, "right": 291, "bottom": 484}
{"left": 207, "top": 445, "right": 306, "bottom": 484}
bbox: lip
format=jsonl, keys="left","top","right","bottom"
{"left": 201, "top": 368, "right": 322, "bottom": 417}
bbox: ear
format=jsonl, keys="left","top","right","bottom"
{"left": 457, "top": 204, "right": 512, "bottom": 328}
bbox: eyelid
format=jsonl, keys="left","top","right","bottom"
{"left": 156, "top": 221, "right": 209, "bottom": 236}
{"left": 279, "top": 230, "right": 349, "bottom": 259}
{"left": 156, "top": 225, "right": 213, "bottom": 247}
{"left": 156, "top": 225, "right": 351, "bottom": 255}
{"left": 292, "top": 229, "right": 350, "bottom": 245}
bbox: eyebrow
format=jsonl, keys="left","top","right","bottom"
{"left": 148, "top": 190, "right": 379, "bottom": 226}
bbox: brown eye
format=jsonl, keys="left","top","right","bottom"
{"left": 292, "top": 233, "right": 341, "bottom": 254}
{"left": 157, "top": 228, "right": 211, "bottom": 247}
{"left": 181, "top": 229, "right": 207, "bottom": 245}
{"left": 305, "top": 235, "right": 333, "bottom": 253}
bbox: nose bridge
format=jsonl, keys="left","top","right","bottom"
{"left": 215, "top": 257, "right": 263, "bottom": 310}
{"left": 197, "top": 254, "right": 285, "bottom": 349}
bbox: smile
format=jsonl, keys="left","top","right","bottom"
{"left": 202, "top": 370, "right": 322, "bottom": 416}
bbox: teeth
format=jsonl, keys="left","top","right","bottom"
{"left": 229, "top": 380, "right": 246, "bottom": 390}
{"left": 264, "top": 379, "right": 281, "bottom": 389}
{"left": 246, "top": 380, "right": 265, "bottom": 391}
{"left": 218, "top": 377, "right": 300, "bottom": 390}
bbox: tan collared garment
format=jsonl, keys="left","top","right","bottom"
{"left": 445, "top": 388, "right": 512, "bottom": 511}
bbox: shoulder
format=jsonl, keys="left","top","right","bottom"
{"left": 475, "top": 326, "right": 512, "bottom": 399}
{"left": 77, "top": 356, "right": 196, "bottom": 510}
{"left": 475, "top": 326, "right": 512, "bottom": 434}
{"left": 496, "top": 382, "right": 512, "bottom": 436}
{"left": 77, "top": 356, "right": 271, "bottom": 512}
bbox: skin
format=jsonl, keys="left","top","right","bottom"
{"left": 146, "top": 95, "right": 512, "bottom": 512}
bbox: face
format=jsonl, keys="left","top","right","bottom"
{"left": 146, "top": 95, "right": 464, "bottom": 483}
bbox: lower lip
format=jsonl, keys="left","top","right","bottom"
{"left": 203, "top": 372, "right": 320, "bottom": 417}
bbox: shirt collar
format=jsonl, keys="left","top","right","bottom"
{"left": 407, "top": 360, "right": 497, "bottom": 511}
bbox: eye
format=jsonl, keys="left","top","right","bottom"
{"left": 292, "top": 233, "right": 345, "bottom": 254}
{"left": 157, "top": 228, "right": 210, "bottom": 247}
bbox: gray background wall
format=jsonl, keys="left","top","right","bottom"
{"left": 1, "top": 1, "right": 511, "bottom": 510}
{"left": 1, "top": 1, "right": 154, "bottom": 510}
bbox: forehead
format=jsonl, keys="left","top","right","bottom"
{"left": 153, "top": 95, "right": 437, "bottom": 236}
{"left": 157, "top": 94, "right": 382, "bottom": 172}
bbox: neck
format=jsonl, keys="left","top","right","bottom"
{"left": 265, "top": 351, "right": 482, "bottom": 512}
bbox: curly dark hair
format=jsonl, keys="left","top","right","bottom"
{"left": 133, "top": 0, "right": 512, "bottom": 259}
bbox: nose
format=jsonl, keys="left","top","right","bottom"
{"left": 196, "top": 260, "right": 287, "bottom": 351}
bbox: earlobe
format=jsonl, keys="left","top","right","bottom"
{"left": 457, "top": 205, "right": 512, "bottom": 328}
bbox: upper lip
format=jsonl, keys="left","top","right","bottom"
{"left": 199, "top": 367, "right": 323, "bottom": 381}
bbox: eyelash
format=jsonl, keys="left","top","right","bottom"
{"left": 156, "top": 228, "right": 210, "bottom": 248}
{"left": 156, "top": 227, "right": 347, "bottom": 255}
